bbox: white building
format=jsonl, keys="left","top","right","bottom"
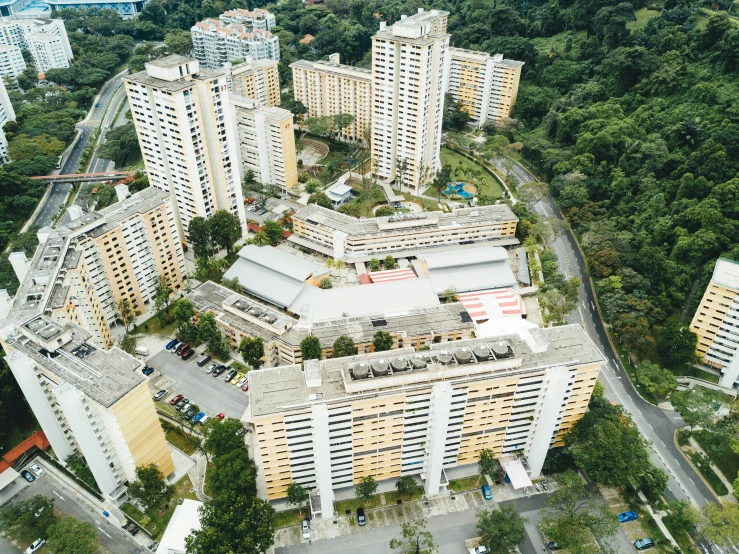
{"left": 156, "top": 499, "right": 202, "bottom": 554}
{"left": 0, "top": 77, "right": 16, "bottom": 161}
{"left": 229, "top": 94, "right": 298, "bottom": 192}
{"left": 124, "top": 55, "right": 247, "bottom": 243}
{"left": 371, "top": 10, "right": 450, "bottom": 194}
{"left": 191, "top": 13, "right": 279, "bottom": 69}
{"left": 0, "top": 18, "right": 72, "bottom": 75}
{"left": 0, "top": 44, "right": 24, "bottom": 78}
{"left": 219, "top": 8, "right": 276, "bottom": 31}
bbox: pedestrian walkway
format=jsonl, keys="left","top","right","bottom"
{"left": 687, "top": 436, "right": 737, "bottom": 502}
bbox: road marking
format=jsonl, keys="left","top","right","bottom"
{"left": 53, "top": 491, "right": 66, "bottom": 501}
{"left": 688, "top": 477, "right": 695, "bottom": 485}
{"left": 97, "top": 526, "right": 112, "bottom": 539}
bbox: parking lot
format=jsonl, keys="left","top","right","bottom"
{"left": 145, "top": 344, "right": 250, "bottom": 419}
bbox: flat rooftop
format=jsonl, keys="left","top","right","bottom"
{"left": 290, "top": 59, "right": 371, "bottom": 80}
{"left": 712, "top": 258, "right": 739, "bottom": 292}
{"left": 10, "top": 318, "right": 143, "bottom": 408}
{"left": 87, "top": 187, "right": 168, "bottom": 238}
{"left": 293, "top": 203, "right": 518, "bottom": 237}
{"left": 248, "top": 324, "right": 604, "bottom": 417}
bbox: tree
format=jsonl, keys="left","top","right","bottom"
{"left": 375, "top": 205, "right": 396, "bottom": 217}
{"left": 389, "top": 518, "right": 437, "bottom": 554}
{"left": 188, "top": 217, "right": 214, "bottom": 261}
{"left": 0, "top": 495, "right": 56, "bottom": 543}
{"left": 286, "top": 482, "right": 310, "bottom": 515}
{"left": 395, "top": 156, "right": 410, "bottom": 191}
{"left": 368, "top": 258, "right": 380, "bottom": 272}
{"left": 332, "top": 335, "right": 356, "bottom": 358}
{"left": 477, "top": 505, "right": 527, "bottom": 554}
{"left": 477, "top": 449, "right": 497, "bottom": 484}
{"left": 657, "top": 322, "right": 698, "bottom": 371}
{"left": 209, "top": 449, "right": 258, "bottom": 499}
{"left": 239, "top": 337, "right": 264, "bottom": 369}
{"left": 261, "top": 219, "right": 284, "bottom": 246}
{"left": 670, "top": 387, "right": 725, "bottom": 429}
{"left": 700, "top": 502, "right": 739, "bottom": 547}
{"left": 335, "top": 259, "right": 345, "bottom": 276}
{"left": 45, "top": 517, "right": 98, "bottom": 554}
{"left": 395, "top": 475, "right": 420, "bottom": 499}
{"left": 356, "top": 475, "right": 378, "bottom": 503}
{"left": 442, "top": 286, "right": 458, "bottom": 303}
{"left": 127, "top": 463, "right": 175, "bottom": 512}
{"left": 300, "top": 336, "right": 322, "bottom": 361}
{"left": 384, "top": 255, "right": 396, "bottom": 269}
{"left": 173, "top": 298, "right": 197, "bottom": 342}
{"left": 430, "top": 165, "right": 452, "bottom": 200}
{"left": 209, "top": 210, "right": 242, "bottom": 256}
{"left": 308, "top": 192, "right": 332, "bottom": 209}
{"left": 97, "top": 122, "right": 140, "bottom": 166}
{"left": 164, "top": 29, "right": 192, "bottom": 55}
{"left": 117, "top": 298, "right": 135, "bottom": 332}
{"left": 319, "top": 277, "right": 333, "bottom": 289}
{"left": 373, "top": 331, "right": 394, "bottom": 352}
{"left": 443, "top": 93, "right": 471, "bottom": 131}
{"left": 664, "top": 499, "right": 699, "bottom": 535}
{"left": 185, "top": 492, "right": 275, "bottom": 554}
{"left": 280, "top": 97, "right": 307, "bottom": 118}
{"left": 251, "top": 231, "right": 270, "bottom": 247}
{"left": 203, "top": 417, "right": 249, "bottom": 459}
{"left": 541, "top": 470, "right": 618, "bottom": 554}
{"left": 530, "top": 216, "right": 570, "bottom": 249}
{"left": 635, "top": 361, "right": 678, "bottom": 397}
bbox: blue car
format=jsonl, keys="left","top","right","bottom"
{"left": 618, "top": 511, "right": 637, "bottom": 523}
{"left": 482, "top": 484, "right": 492, "bottom": 500}
{"left": 191, "top": 411, "right": 206, "bottom": 424}
{"left": 165, "top": 339, "right": 178, "bottom": 350}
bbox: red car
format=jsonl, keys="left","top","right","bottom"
{"left": 214, "top": 413, "right": 225, "bottom": 420}
{"left": 175, "top": 343, "right": 188, "bottom": 355}
{"left": 170, "top": 393, "right": 184, "bottom": 406}
{"left": 241, "top": 381, "right": 249, "bottom": 391}
{"left": 182, "top": 349, "right": 195, "bottom": 360}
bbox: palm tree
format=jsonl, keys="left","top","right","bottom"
{"left": 335, "top": 259, "right": 345, "bottom": 277}
{"left": 325, "top": 258, "right": 335, "bottom": 275}
{"left": 251, "top": 231, "right": 270, "bottom": 246}
{"left": 395, "top": 156, "right": 409, "bottom": 192}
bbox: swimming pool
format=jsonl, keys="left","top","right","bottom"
{"left": 443, "top": 182, "right": 476, "bottom": 199}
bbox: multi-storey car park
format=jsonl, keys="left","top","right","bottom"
{"left": 244, "top": 324, "right": 604, "bottom": 516}
{"left": 289, "top": 203, "right": 519, "bottom": 262}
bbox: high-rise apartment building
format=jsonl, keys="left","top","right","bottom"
{"left": 229, "top": 94, "right": 298, "bottom": 192}
{"left": 227, "top": 58, "right": 280, "bottom": 107}
{"left": 219, "top": 8, "right": 276, "bottom": 30}
{"left": 124, "top": 56, "right": 247, "bottom": 243}
{"left": 371, "top": 11, "right": 450, "bottom": 194}
{"left": 0, "top": 316, "right": 174, "bottom": 501}
{"left": 191, "top": 13, "right": 279, "bottom": 69}
{"left": 0, "top": 77, "right": 15, "bottom": 161}
{"left": 0, "top": 18, "right": 72, "bottom": 74}
{"left": 0, "top": 43, "right": 24, "bottom": 78}
{"left": 446, "top": 48, "right": 524, "bottom": 127}
{"left": 245, "top": 325, "right": 603, "bottom": 510}
{"left": 291, "top": 53, "right": 372, "bottom": 143}
{"left": 690, "top": 258, "right": 739, "bottom": 388}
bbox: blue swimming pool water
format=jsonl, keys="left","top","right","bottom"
{"left": 443, "top": 182, "right": 474, "bottom": 199}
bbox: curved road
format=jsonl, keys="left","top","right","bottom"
{"left": 31, "top": 70, "right": 129, "bottom": 228}
{"left": 489, "top": 156, "right": 716, "bottom": 511}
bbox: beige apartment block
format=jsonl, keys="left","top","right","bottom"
{"left": 291, "top": 53, "right": 372, "bottom": 143}
{"left": 245, "top": 325, "right": 603, "bottom": 507}
{"left": 125, "top": 56, "right": 247, "bottom": 243}
{"left": 690, "top": 258, "right": 739, "bottom": 388}
{"left": 1, "top": 317, "right": 174, "bottom": 501}
{"left": 229, "top": 95, "right": 298, "bottom": 192}
{"left": 371, "top": 12, "right": 449, "bottom": 193}
{"left": 228, "top": 58, "right": 280, "bottom": 107}
{"left": 289, "top": 203, "right": 518, "bottom": 262}
{"left": 447, "top": 48, "right": 524, "bottom": 127}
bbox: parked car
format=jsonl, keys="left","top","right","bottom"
{"left": 482, "top": 484, "right": 492, "bottom": 501}
{"left": 206, "top": 363, "right": 218, "bottom": 374}
{"left": 229, "top": 372, "right": 243, "bottom": 384}
{"left": 234, "top": 373, "right": 246, "bottom": 387}
{"left": 175, "top": 343, "right": 187, "bottom": 355}
{"left": 28, "top": 463, "right": 44, "bottom": 477}
{"left": 235, "top": 426, "right": 246, "bottom": 436}
{"left": 142, "top": 366, "right": 154, "bottom": 376}
{"left": 184, "top": 407, "right": 197, "bottom": 419}
{"left": 176, "top": 399, "right": 190, "bottom": 411}
{"left": 25, "top": 538, "right": 45, "bottom": 553}
{"left": 215, "top": 413, "right": 225, "bottom": 420}
{"left": 618, "top": 511, "right": 638, "bottom": 523}
{"left": 147, "top": 541, "right": 159, "bottom": 552}
{"left": 241, "top": 380, "right": 249, "bottom": 392}
{"left": 301, "top": 518, "right": 310, "bottom": 539}
{"left": 21, "top": 470, "right": 35, "bottom": 482}
{"left": 258, "top": 209, "right": 268, "bottom": 215}
{"left": 357, "top": 507, "right": 366, "bottom": 526}
{"left": 125, "top": 522, "right": 139, "bottom": 536}
{"left": 199, "top": 415, "right": 211, "bottom": 426}
{"left": 166, "top": 339, "right": 178, "bottom": 350}
{"left": 224, "top": 369, "right": 237, "bottom": 382}
{"left": 135, "top": 346, "right": 149, "bottom": 356}
{"left": 196, "top": 354, "right": 211, "bottom": 367}
{"left": 192, "top": 412, "right": 206, "bottom": 424}
{"left": 634, "top": 539, "right": 654, "bottom": 550}
{"left": 548, "top": 543, "right": 561, "bottom": 551}
{"left": 213, "top": 365, "right": 226, "bottom": 377}
{"left": 469, "top": 546, "right": 488, "bottom": 554}
{"left": 170, "top": 393, "right": 184, "bottom": 405}
{"left": 182, "top": 349, "right": 195, "bottom": 360}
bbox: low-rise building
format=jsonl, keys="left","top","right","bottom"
{"left": 245, "top": 324, "right": 603, "bottom": 510}
{"left": 156, "top": 499, "right": 203, "bottom": 554}
{"left": 325, "top": 182, "right": 353, "bottom": 207}
{"left": 289, "top": 203, "right": 519, "bottom": 262}
{"left": 0, "top": 317, "right": 174, "bottom": 501}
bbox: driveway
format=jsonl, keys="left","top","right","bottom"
{"left": 147, "top": 349, "right": 249, "bottom": 419}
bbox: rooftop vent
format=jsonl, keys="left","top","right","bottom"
{"left": 436, "top": 350, "right": 453, "bottom": 365}
{"left": 350, "top": 362, "right": 370, "bottom": 380}
{"left": 390, "top": 356, "right": 409, "bottom": 372}
{"left": 492, "top": 341, "right": 510, "bottom": 359}
{"left": 410, "top": 354, "right": 427, "bottom": 369}
{"left": 261, "top": 313, "right": 278, "bottom": 324}
{"left": 372, "top": 359, "right": 389, "bottom": 376}
{"left": 473, "top": 344, "right": 491, "bottom": 361}
{"left": 454, "top": 347, "right": 472, "bottom": 364}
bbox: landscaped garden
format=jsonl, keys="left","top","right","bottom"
{"left": 439, "top": 146, "right": 503, "bottom": 200}
{"left": 120, "top": 475, "right": 198, "bottom": 539}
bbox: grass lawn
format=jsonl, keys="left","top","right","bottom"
{"left": 448, "top": 476, "right": 481, "bottom": 493}
{"left": 614, "top": 343, "right": 658, "bottom": 406}
{"left": 120, "top": 475, "right": 198, "bottom": 539}
{"left": 131, "top": 315, "right": 177, "bottom": 336}
{"left": 694, "top": 431, "right": 739, "bottom": 484}
{"left": 627, "top": 8, "right": 662, "bottom": 30}
{"left": 687, "top": 451, "right": 729, "bottom": 496}
{"left": 335, "top": 492, "right": 389, "bottom": 514}
{"left": 230, "top": 360, "right": 251, "bottom": 373}
{"left": 0, "top": 419, "right": 40, "bottom": 453}
{"left": 662, "top": 515, "right": 695, "bottom": 553}
{"left": 273, "top": 508, "right": 305, "bottom": 529}
{"left": 440, "top": 147, "right": 502, "bottom": 199}
{"left": 165, "top": 426, "right": 200, "bottom": 455}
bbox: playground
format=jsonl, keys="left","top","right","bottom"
{"left": 443, "top": 182, "right": 477, "bottom": 199}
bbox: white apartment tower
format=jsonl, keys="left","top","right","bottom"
{"left": 0, "top": 18, "right": 72, "bottom": 75}
{"left": 220, "top": 8, "right": 276, "bottom": 30}
{"left": 124, "top": 56, "right": 247, "bottom": 243}
{"left": 0, "top": 77, "right": 15, "bottom": 161}
{"left": 371, "top": 10, "right": 450, "bottom": 194}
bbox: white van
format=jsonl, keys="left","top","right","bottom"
{"left": 135, "top": 346, "right": 149, "bottom": 356}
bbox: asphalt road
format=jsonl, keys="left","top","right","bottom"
{"left": 489, "top": 157, "right": 716, "bottom": 510}
{"left": 88, "top": 90, "right": 128, "bottom": 174}
{"left": 32, "top": 182, "right": 71, "bottom": 228}
{"left": 148, "top": 349, "right": 250, "bottom": 419}
{"left": 12, "top": 470, "right": 148, "bottom": 554}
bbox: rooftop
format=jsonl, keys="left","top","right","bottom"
{"left": 248, "top": 324, "right": 605, "bottom": 417}
{"left": 147, "top": 54, "right": 193, "bottom": 69}
{"left": 155, "top": 499, "right": 202, "bottom": 554}
{"left": 87, "top": 187, "right": 168, "bottom": 238}
{"left": 712, "top": 258, "right": 739, "bottom": 291}
{"left": 9, "top": 318, "right": 143, "bottom": 408}
{"left": 416, "top": 245, "right": 517, "bottom": 294}
{"left": 290, "top": 58, "right": 371, "bottom": 79}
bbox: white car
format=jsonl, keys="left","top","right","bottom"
{"left": 199, "top": 415, "right": 211, "bottom": 426}
{"left": 236, "top": 377, "right": 248, "bottom": 388}
{"left": 301, "top": 519, "right": 310, "bottom": 540}
{"left": 469, "top": 547, "right": 488, "bottom": 554}
{"left": 28, "top": 463, "right": 44, "bottom": 477}
{"left": 25, "top": 538, "right": 45, "bottom": 553}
